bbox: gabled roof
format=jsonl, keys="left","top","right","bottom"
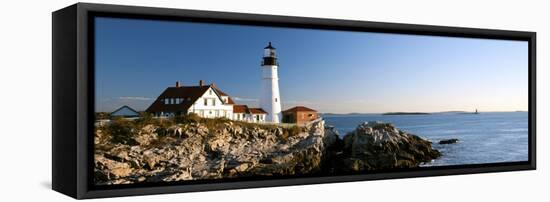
{"left": 146, "top": 85, "right": 213, "bottom": 113}
{"left": 249, "top": 108, "right": 268, "bottom": 114}
{"left": 111, "top": 105, "right": 140, "bottom": 117}
{"left": 283, "top": 106, "right": 317, "bottom": 113}
{"left": 212, "top": 86, "right": 236, "bottom": 104}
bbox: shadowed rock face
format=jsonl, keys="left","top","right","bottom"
{"left": 338, "top": 122, "right": 441, "bottom": 172}
{"left": 94, "top": 120, "right": 439, "bottom": 185}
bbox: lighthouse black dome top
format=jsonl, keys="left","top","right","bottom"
{"left": 264, "top": 42, "right": 276, "bottom": 49}
{"left": 262, "top": 42, "right": 278, "bottom": 66}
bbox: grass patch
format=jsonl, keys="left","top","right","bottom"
{"left": 103, "top": 117, "right": 138, "bottom": 145}
{"left": 97, "top": 113, "right": 306, "bottom": 145}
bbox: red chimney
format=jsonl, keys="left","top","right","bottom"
{"left": 176, "top": 81, "right": 181, "bottom": 87}
{"left": 199, "top": 80, "right": 204, "bottom": 86}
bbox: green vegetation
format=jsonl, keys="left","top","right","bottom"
{"left": 95, "top": 112, "right": 111, "bottom": 120}
{"left": 96, "top": 113, "right": 305, "bottom": 145}
{"left": 103, "top": 117, "right": 138, "bottom": 145}
{"left": 280, "top": 125, "right": 303, "bottom": 142}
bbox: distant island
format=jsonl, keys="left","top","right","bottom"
{"left": 382, "top": 112, "right": 431, "bottom": 115}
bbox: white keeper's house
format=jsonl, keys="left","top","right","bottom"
{"left": 145, "top": 80, "right": 267, "bottom": 123}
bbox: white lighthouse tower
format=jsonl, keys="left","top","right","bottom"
{"left": 260, "top": 42, "right": 282, "bottom": 123}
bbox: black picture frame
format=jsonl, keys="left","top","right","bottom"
{"left": 52, "top": 2, "right": 536, "bottom": 199}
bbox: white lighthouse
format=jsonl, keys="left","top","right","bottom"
{"left": 260, "top": 42, "right": 282, "bottom": 123}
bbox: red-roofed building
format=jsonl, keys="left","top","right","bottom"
{"left": 282, "top": 106, "right": 318, "bottom": 125}
{"left": 232, "top": 105, "right": 267, "bottom": 123}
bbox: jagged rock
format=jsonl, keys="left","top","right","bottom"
{"left": 134, "top": 124, "right": 158, "bottom": 146}
{"left": 339, "top": 121, "right": 440, "bottom": 172}
{"left": 439, "top": 138, "right": 459, "bottom": 144}
{"left": 94, "top": 154, "right": 133, "bottom": 181}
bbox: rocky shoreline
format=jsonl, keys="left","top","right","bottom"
{"left": 94, "top": 118, "right": 440, "bottom": 185}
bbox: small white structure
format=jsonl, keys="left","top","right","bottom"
{"left": 111, "top": 105, "right": 140, "bottom": 117}
{"left": 233, "top": 105, "right": 267, "bottom": 123}
{"left": 260, "top": 42, "right": 282, "bottom": 123}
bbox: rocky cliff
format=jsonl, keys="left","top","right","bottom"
{"left": 94, "top": 119, "right": 439, "bottom": 185}
{"left": 94, "top": 119, "right": 338, "bottom": 185}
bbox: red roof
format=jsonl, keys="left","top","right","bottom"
{"left": 283, "top": 106, "right": 317, "bottom": 113}
{"left": 249, "top": 108, "right": 267, "bottom": 114}
{"left": 233, "top": 105, "right": 249, "bottom": 113}
{"left": 233, "top": 105, "right": 267, "bottom": 114}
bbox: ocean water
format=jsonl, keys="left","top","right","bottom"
{"left": 323, "top": 112, "right": 529, "bottom": 166}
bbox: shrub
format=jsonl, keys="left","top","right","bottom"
{"left": 134, "top": 112, "right": 155, "bottom": 127}
{"left": 279, "top": 125, "right": 303, "bottom": 142}
{"left": 172, "top": 113, "right": 201, "bottom": 124}
{"left": 95, "top": 112, "right": 110, "bottom": 120}
{"left": 104, "top": 117, "right": 137, "bottom": 145}
{"left": 287, "top": 125, "right": 302, "bottom": 136}
{"left": 200, "top": 117, "right": 231, "bottom": 130}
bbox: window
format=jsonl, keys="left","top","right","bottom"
{"left": 212, "top": 99, "right": 216, "bottom": 106}
{"left": 275, "top": 98, "right": 278, "bottom": 102}
{"left": 204, "top": 98, "right": 208, "bottom": 106}
{"left": 209, "top": 89, "right": 213, "bottom": 95}
{"left": 164, "top": 99, "right": 169, "bottom": 105}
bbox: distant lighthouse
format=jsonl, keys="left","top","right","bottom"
{"left": 260, "top": 42, "right": 282, "bottom": 123}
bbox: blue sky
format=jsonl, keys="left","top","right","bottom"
{"left": 95, "top": 17, "right": 528, "bottom": 113}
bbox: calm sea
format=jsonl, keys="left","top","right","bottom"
{"left": 323, "top": 112, "right": 529, "bottom": 166}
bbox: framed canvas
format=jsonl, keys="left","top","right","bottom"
{"left": 52, "top": 3, "right": 536, "bottom": 199}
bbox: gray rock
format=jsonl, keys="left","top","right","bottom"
{"left": 94, "top": 119, "right": 334, "bottom": 184}
{"left": 338, "top": 122, "right": 440, "bottom": 172}
{"left": 439, "top": 138, "right": 459, "bottom": 144}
